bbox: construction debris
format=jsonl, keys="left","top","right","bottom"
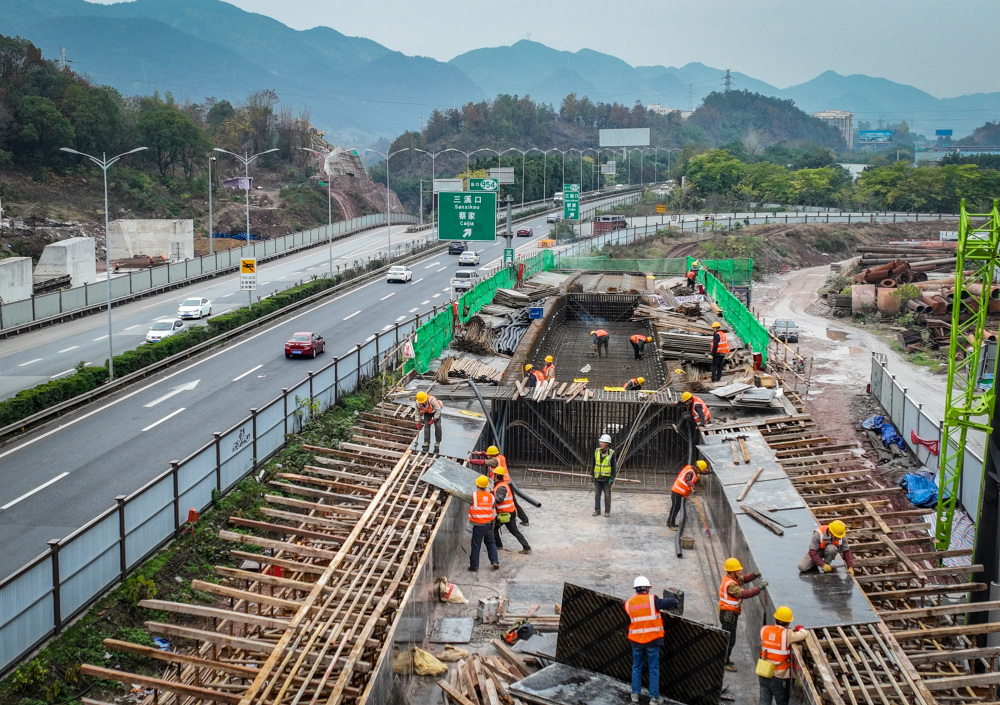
{"left": 448, "top": 356, "right": 504, "bottom": 384}
{"left": 493, "top": 288, "right": 533, "bottom": 308}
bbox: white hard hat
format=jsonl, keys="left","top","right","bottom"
{"left": 633, "top": 576, "right": 651, "bottom": 589}
{"left": 599, "top": 434, "right": 612, "bottom": 444}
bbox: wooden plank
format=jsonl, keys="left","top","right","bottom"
{"left": 879, "top": 534, "right": 927, "bottom": 583}
{"left": 708, "top": 414, "right": 814, "bottom": 432}
{"left": 893, "top": 619, "right": 1000, "bottom": 641}
{"left": 878, "top": 599, "right": 1000, "bottom": 621}
{"left": 264, "top": 493, "right": 365, "bottom": 518}
{"left": 740, "top": 504, "right": 784, "bottom": 535}
{"left": 227, "top": 550, "right": 327, "bottom": 575}
{"left": 461, "top": 658, "right": 482, "bottom": 705}
{"left": 137, "top": 599, "right": 290, "bottom": 630}
{"left": 865, "top": 582, "right": 988, "bottom": 601}
{"left": 799, "top": 633, "right": 846, "bottom": 703}
{"left": 860, "top": 499, "right": 893, "bottom": 534}
{"left": 214, "top": 565, "right": 317, "bottom": 591}
{"left": 80, "top": 666, "right": 242, "bottom": 705}
{"left": 145, "top": 621, "right": 276, "bottom": 653}
{"left": 190, "top": 579, "right": 301, "bottom": 611}
{"left": 905, "top": 645, "right": 1000, "bottom": 664}
{"left": 218, "top": 529, "right": 341, "bottom": 560}
{"left": 491, "top": 639, "right": 532, "bottom": 677}
{"left": 102, "top": 638, "right": 260, "bottom": 678}
{"left": 228, "top": 516, "right": 349, "bottom": 543}
{"left": 923, "top": 671, "right": 1000, "bottom": 691}
{"left": 855, "top": 564, "right": 982, "bottom": 585}
{"left": 438, "top": 679, "right": 479, "bottom": 705}
{"left": 736, "top": 467, "right": 765, "bottom": 501}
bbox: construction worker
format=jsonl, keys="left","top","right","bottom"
{"left": 468, "top": 445, "right": 528, "bottom": 525}
{"left": 593, "top": 433, "right": 616, "bottom": 516}
{"left": 625, "top": 576, "right": 680, "bottom": 705}
{"left": 719, "top": 557, "right": 767, "bottom": 672}
{"left": 543, "top": 355, "right": 556, "bottom": 379}
{"left": 667, "top": 460, "right": 707, "bottom": 530}
{"left": 686, "top": 261, "right": 700, "bottom": 288}
{"left": 524, "top": 363, "right": 547, "bottom": 388}
{"left": 798, "top": 520, "right": 855, "bottom": 574}
{"left": 468, "top": 475, "right": 499, "bottom": 572}
{"left": 415, "top": 391, "right": 443, "bottom": 452}
{"left": 759, "top": 607, "right": 809, "bottom": 705}
{"left": 492, "top": 467, "right": 531, "bottom": 554}
{"left": 591, "top": 328, "right": 610, "bottom": 358}
{"left": 682, "top": 391, "right": 712, "bottom": 426}
{"left": 710, "top": 321, "right": 729, "bottom": 382}
{"left": 630, "top": 334, "right": 653, "bottom": 360}
{"left": 624, "top": 376, "right": 645, "bottom": 391}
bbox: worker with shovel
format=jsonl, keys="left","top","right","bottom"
{"left": 624, "top": 576, "right": 680, "bottom": 705}
{"left": 797, "top": 520, "right": 855, "bottom": 575}
{"left": 666, "top": 460, "right": 707, "bottom": 530}
{"left": 593, "top": 433, "right": 617, "bottom": 516}
{"left": 719, "top": 557, "right": 767, "bottom": 672}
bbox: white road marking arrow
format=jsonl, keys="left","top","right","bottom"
{"left": 462, "top": 228, "right": 472, "bottom": 238}
{"left": 143, "top": 379, "right": 201, "bottom": 408}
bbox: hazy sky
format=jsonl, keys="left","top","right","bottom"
{"left": 91, "top": 0, "right": 994, "bottom": 98}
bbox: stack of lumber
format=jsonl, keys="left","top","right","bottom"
{"left": 633, "top": 305, "right": 715, "bottom": 334}
{"left": 436, "top": 644, "right": 537, "bottom": 705}
{"left": 519, "top": 281, "right": 560, "bottom": 299}
{"left": 513, "top": 378, "right": 592, "bottom": 402}
{"left": 453, "top": 316, "right": 498, "bottom": 355}
{"left": 493, "top": 288, "right": 533, "bottom": 308}
{"left": 448, "top": 356, "right": 503, "bottom": 384}
{"left": 657, "top": 331, "right": 714, "bottom": 361}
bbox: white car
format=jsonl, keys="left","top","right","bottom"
{"left": 458, "top": 252, "right": 480, "bottom": 266}
{"left": 614, "top": 184, "right": 625, "bottom": 191}
{"left": 386, "top": 265, "right": 412, "bottom": 283}
{"left": 452, "top": 270, "right": 480, "bottom": 292}
{"left": 177, "top": 297, "right": 212, "bottom": 319}
{"left": 546, "top": 214, "right": 561, "bottom": 224}
{"left": 146, "top": 318, "right": 185, "bottom": 343}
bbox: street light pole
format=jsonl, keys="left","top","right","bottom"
{"left": 60, "top": 145, "right": 148, "bottom": 381}
{"left": 208, "top": 156, "right": 216, "bottom": 255}
{"left": 365, "top": 148, "right": 408, "bottom": 262}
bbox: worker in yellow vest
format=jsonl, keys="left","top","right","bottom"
{"left": 710, "top": 321, "right": 730, "bottom": 382}
{"left": 491, "top": 467, "right": 531, "bottom": 553}
{"left": 468, "top": 445, "right": 529, "bottom": 525}
{"left": 629, "top": 334, "right": 653, "bottom": 360}
{"left": 682, "top": 392, "right": 712, "bottom": 426}
{"left": 468, "top": 475, "right": 499, "bottom": 572}
{"left": 624, "top": 576, "right": 679, "bottom": 705}
{"left": 667, "top": 460, "right": 707, "bottom": 530}
{"left": 593, "top": 433, "right": 616, "bottom": 516}
{"left": 415, "top": 391, "right": 443, "bottom": 452}
{"left": 718, "top": 557, "right": 767, "bottom": 672}
{"left": 759, "top": 606, "right": 809, "bottom": 705}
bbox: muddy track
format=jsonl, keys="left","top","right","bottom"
{"left": 330, "top": 190, "right": 358, "bottom": 220}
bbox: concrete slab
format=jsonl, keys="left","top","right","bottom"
{"left": 34, "top": 237, "right": 96, "bottom": 287}
{"left": 428, "top": 617, "right": 474, "bottom": 643}
{"left": 723, "top": 477, "right": 805, "bottom": 511}
{"left": 419, "top": 457, "right": 483, "bottom": 504}
{"left": 0, "top": 257, "right": 31, "bottom": 303}
{"left": 511, "top": 662, "right": 684, "bottom": 705}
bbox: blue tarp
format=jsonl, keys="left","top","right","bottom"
{"left": 899, "top": 472, "right": 943, "bottom": 508}
{"left": 862, "top": 415, "right": 905, "bottom": 450}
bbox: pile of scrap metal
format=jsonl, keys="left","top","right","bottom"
{"left": 853, "top": 241, "right": 957, "bottom": 287}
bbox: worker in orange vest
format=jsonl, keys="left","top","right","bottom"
{"left": 591, "top": 328, "right": 610, "bottom": 358}
{"left": 759, "top": 606, "right": 809, "bottom": 705}
{"left": 686, "top": 261, "right": 700, "bottom": 288}
{"left": 719, "top": 557, "right": 767, "bottom": 672}
{"left": 468, "top": 445, "right": 529, "bottom": 525}
{"left": 415, "top": 391, "right": 443, "bottom": 452}
{"left": 491, "top": 467, "right": 531, "bottom": 553}
{"left": 524, "top": 364, "right": 547, "bottom": 388}
{"left": 624, "top": 376, "right": 645, "bottom": 391}
{"left": 629, "top": 334, "right": 653, "bottom": 360}
{"left": 797, "top": 520, "right": 855, "bottom": 574}
{"left": 681, "top": 392, "right": 711, "bottom": 426}
{"left": 667, "top": 460, "right": 707, "bottom": 530}
{"left": 710, "top": 321, "right": 730, "bottom": 382}
{"left": 542, "top": 355, "right": 556, "bottom": 379}
{"left": 624, "top": 576, "right": 679, "bottom": 704}
{"left": 468, "top": 475, "right": 499, "bottom": 571}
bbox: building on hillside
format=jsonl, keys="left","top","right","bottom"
{"left": 647, "top": 103, "right": 681, "bottom": 117}
{"left": 812, "top": 110, "right": 854, "bottom": 149}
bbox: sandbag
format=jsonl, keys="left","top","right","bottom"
{"left": 413, "top": 647, "right": 448, "bottom": 676}
{"left": 436, "top": 576, "right": 469, "bottom": 604}
{"left": 438, "top": 645, "right": 470, "bottom": 662}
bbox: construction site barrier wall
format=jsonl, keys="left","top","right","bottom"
{"left": 0, "top": 301, "right": 448, "bottom": 677}
{"left": 869, "top": 352, "right": 984, "bottom": 523}
{"left": 0, "top": 213, "right": 419, "bottom": 331}
{"left": 695, "top": 262, "right": 769, "bottom": 365}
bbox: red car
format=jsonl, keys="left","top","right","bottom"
{"left": 516, "top": 227, "right": 533, "bottom": 237}
{"left": 285, "top": 332, "right": 326, "bottom": 358}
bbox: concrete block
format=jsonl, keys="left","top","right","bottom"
{"left": 0, "top": 257, "right": 33, "bottom": 303}
{"left": 108, "top": 219, "right": 194, "bottom": 262}
{"left": 33, "top": 237, "right": 97, "bottom": 288}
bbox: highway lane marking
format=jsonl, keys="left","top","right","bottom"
{"left": 380, "top": 292, "right": 395, "bottom": 300}
{"left": 1, "top": 473, "right": 70, "bottom": 510}
{"left": 396, "top": 315, "right": 406, "bottom": 321}
{"left": 364, "top": 335, "right": 375, "bottom": 342}
{"left": 142, "top": 408, "right": 186, "bottom": 432}
{"left": 423, "top": 261, "right": 440, "bottom": 269}
{"left": 382, "top": 324, "right": 393, "bottom": 331}
{"left": 123, "top": 325, "right": 141, "bottom": 331}
{"left": 232, "top": 365, "right": 263, "bottom": 382}
{"left": 409, "top": 308, "right": 419, "bottom": 313}
{"left": 143, "top": 379, "right": 201, "bottom": 408}
{"left": 344, "top": 310, "right": 361, "bottom": 320}
{"left": 436, "top": 266, "right": 447, "bottom": 272}
{"left": 432, "top": 293, "right": 441, "bottom": 298}
{"left": 58, "top": 346, "right": 80, "bottom": 354}
{"left": 50, "top": 369, "right": 75, "bottom": 379}
{"left": 17, "top": 358, "right": 42, "bottom": 367}
{"left": 93, "top": 335, "right": 108, "bottom": 341}
{"left": 421, "top": 300, "right": 430, "bottom": 305}
{"left": 306, "top": 267, "right": 316, "bottom": 271}
{"left": 141, "top": 301, "right": 162, "bottom": 310}
{"left": 221, "top": 293, "right": 234, "bottom": 297}
{"left": 414, "top": 278, "right": 424, "bottom": 284}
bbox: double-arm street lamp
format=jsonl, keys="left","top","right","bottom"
{"left": 364, "top": 148, "right": 409, "bottom": 260}
{"left": 212, "top": 147, "right": 279, "bottom": 244}
{"left": 60, "top": 145, "right": 148, "bottom": 381}
{"left": 298, "top": 147, "right": 336, "bottom": 277}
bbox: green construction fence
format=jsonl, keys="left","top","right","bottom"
{"left": 554, "top": 257, "right": 690, "bottom": 276}
{"left": 690, "top": 256, "right": 768, "bottom": 365}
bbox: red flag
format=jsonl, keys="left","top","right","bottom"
{"left": 910, "top": 430, "right": 939, "bottom": 455}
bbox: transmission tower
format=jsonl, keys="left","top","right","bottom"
{"left": 723, "top": 69, "right": 732, "bottom": 92}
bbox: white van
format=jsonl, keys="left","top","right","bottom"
{"left": 553, "top": 191, "right": 564, "bottom": 205}
{"left": 452, "top": 270, "right": 480, "bottom": 292}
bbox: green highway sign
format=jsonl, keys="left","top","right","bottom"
{"left": 563, "top": 183, "right": 580, "bottom": 220}
{"left": 503, "top": 248, "right": 515, "bottom": 266}
{"left": 469, "top": 178, "right": 498, "bottom": 191}
{"left": 438, "top": 191, "right": 498, "bottom": 242}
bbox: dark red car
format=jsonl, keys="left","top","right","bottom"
{"left": 285, "top": 331, "right": 325, "bottom": 358}
{"left": 516, "top": 227, "right": 533, "bottom": 237}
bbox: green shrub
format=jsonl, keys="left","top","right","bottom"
{"left": 890, "top": 283, "right": 921, "bottom": 307}
{"left": 813, "top": 230, "right": 858, "bottom": 254}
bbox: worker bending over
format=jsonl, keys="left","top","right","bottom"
{"left": 491, "top": 467, "right": 531, "bottom": 554}
{"left": 524, "top": 364, "right": 547, "bottom": 388}
{"left": 667, "top": 460, "right": 707, "bottom": 530}
{"left": 624, "top": 376, "right": 645, "bottom": 391}
{"left": 719, "top": 557, "right": 767, "bottom": 672}
{"left": 625, "top": 576, "right": 679, "bottom": 705}
{"left": 759, "top": 606, "right": 809, "bottom": 705}
{"left": 542, "top": 355, "right": 556, "bottom": 379}
{"left": 591, "top": 328, "right": 610, "bottom": 358}
{"left": 468, "top": 475, "right": 499, "bottom": 571}
{"left": 682, "top": 391, "right": 712, "bottom": 426}
{"left": 468, "top": 445, "right": 528, "bottom": 525}
{"left": 686, "top": 261, "right": 700, "bottom": 289}
{"left": 415, "top": 391, "right": 443, "bottom": 452}
{"left": 593, "top": 433, "right": 616, "bottom": 516}
{"left": 710, "top": 321, "right": 729, "bottom": 383}
{"left": 630, "top": 334, "right": 653, "bottom": 360}
{"left": 798, "top": 520, "right": 855, "bottom": 575}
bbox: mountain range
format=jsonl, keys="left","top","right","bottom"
{"left": 4, "top": 0, "right": 997, "bottom": 144}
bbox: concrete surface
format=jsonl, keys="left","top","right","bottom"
{"left": 0, "top": 257, "right": 32, "bottom": 303}
{"left": 109, "top": 219, "right": 194, "bottom": 261}
{"left": 34, "top": 237, "right": 97, "bottom": 287}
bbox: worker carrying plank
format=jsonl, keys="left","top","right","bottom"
{"left": 415, "top": 391, "right": 443, "bottom": 452}
{"left": 591, "top": 328, "right": 610, "bottom": 358}
{"left": 797, "top": 520, "right": 855, "bottom": 575}
{"left": 682, "top": 391, "right": 712, "bottom": 426}
{"left": 490, "top": 466, "right": 531, "bottom": 554}
{"left": 624, "top": 576, "right": 680, "bottom": 705}
{"left": 523, "top": 364, "right": 547, "bottom": 388}
{"left": 623, "top": 376, "right": 645, "bottom": 391}
{"left": 468, "top": 475, "right": 499, "bottom": 572}
{"left": 719, "top": 557, "right": 767, "bottom": 672}
{"left": 542, "top": 355, "right": 556, "bottom": 379}
{"left": 593, "top": 433, "right": 616, "bottom": 516}
{"left": 758, "top": 606, "right": 809, "bottom": 705}
{"left": 710, "top": 321, "right": 729, "bottom": 383}
{"left": 629, "top": 334, "right": 653, "bottom": 360}
{"left": 666, "top": 460, "right": 707, "bottom": 530}
{"left": 468, "top": 445, "right": 529, "bottom": 525}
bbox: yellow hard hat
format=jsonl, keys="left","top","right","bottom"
{"left": 636, "top": 377, "right": 645, "bottom": 385}
{"left": 416, "top": 391, "right": 428, "bottom": 403}
{"left": 476, "top": 475, "right": 489, "bottom": 488}
{"left": 524, "top": 364, "right": 533, "bottom": 371}
{"left": 545, "top": 355, "right": 554, "bottom": 363}
{"left": 646, "top": 336, "right": 653, "bottom": 343}
{"left": 828, "top": 520, "right": 847, "bottom": 538}
{"left": 682, "top": 392, "right": 693, "bottom": 402}
{"left": 724, "top": 557, "right": 743, "bottom": 572}
{"left": 711, "top": 322, "right": 721, "bottom": 328}
{"left": 486, "top": 445, "right": 500, "bottom": 455}
{"left": 696, "top": 460, "right": 708, "bottom": 471}
{"left": 590, "top": 330, "right": 596, "bottom": 335}
{"left": 493, "top": 466, "right": 508, "bottom": 476}
{"left": 774, "top": 606, "right": 793, "bottom": 623}
{"left": 674, "top": 368, "right": 684, "bottom": 375}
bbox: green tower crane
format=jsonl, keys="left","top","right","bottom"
{"left": 935, "top": 199, "right": 1000, "bottom": 550}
